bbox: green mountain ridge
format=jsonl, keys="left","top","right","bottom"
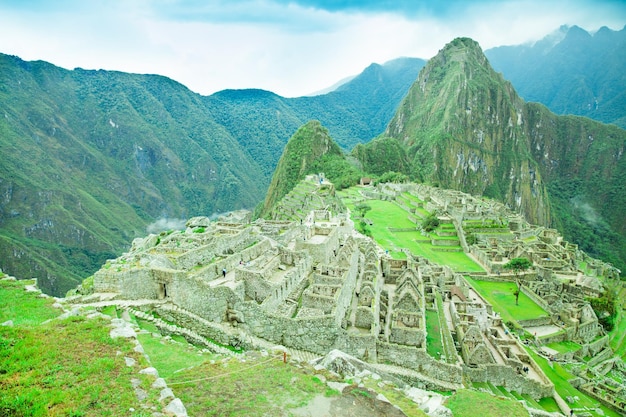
{"left": 259, "top": 120, "right": 361, "bottom": 217}
{"left": 3, "top": 27, "right": 626, "bottom": 296}
{"left": 486, "top": 24, "right": 626, "bottom": 129}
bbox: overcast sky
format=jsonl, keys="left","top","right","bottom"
{"left": 1, "top": 0, "right": 625, "bottom": 97}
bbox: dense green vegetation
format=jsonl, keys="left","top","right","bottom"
{"left": 3, "top": 29, "right": 626, "bottom": 299}
{"left": 260, "top": 121, "right": 363, "bottom": 217}
{"left": 371, "top": 37, "right": 626, "bottom": 277}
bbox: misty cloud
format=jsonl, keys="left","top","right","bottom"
{"left": 146, "top": 218, "right": 187, "bottom": 234}
{"left": 570, "top": 196, "right": 601, "bottom": 226}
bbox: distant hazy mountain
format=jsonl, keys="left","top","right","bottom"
{"left": 356, "top": 38, "right": 626, "bottom": 273}
{"left": 486, "top": 25, "right": 626, "bottom": 129}
{"left": 0, "top": 53, "right": 423, "bottom": 295}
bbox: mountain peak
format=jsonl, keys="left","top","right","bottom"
{"left": 259, "top": 121, "right": 343, "bottom": 217}
{"left": 384, "top": 36, "right": 549, "bottom": 224}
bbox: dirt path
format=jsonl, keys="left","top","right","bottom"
{"left": 290, "top": 386, "right": 407, "bottom": 417}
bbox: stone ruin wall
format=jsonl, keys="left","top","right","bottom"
{"left": 465, "top": 364, "right": 554, "bottom": 399}
{"left": 240, "top": 301, "right": 340, "bottom": 355}
{"left": 377, "top": 342, "right": 464, "bottom": 387}
{"left": 168, "top": 275, "right": 245, "bottom": 324}
{"left": 260, "top": 256, "right": 312, "bottom": 311}
{"left": 296, "top": 225, "right": 340, "bottom": 265}
{"left": 174, "top": 227, "right": 254, "bottom": 270}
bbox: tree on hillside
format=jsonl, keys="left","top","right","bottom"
{"left": 422, "top": 213, "right": 440, "bottom": 233}
{"left": 588, "top": 284, "right": 618, "bottom": 331}
{"left": 354, "top": 203, "right": 372, "bottom": 219}
{"left": 504, "top": 257, "right": 532, "bottom": 305}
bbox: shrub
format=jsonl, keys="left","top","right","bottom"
{"left": 422, "top": 213, "right": 440, "bottom": 232}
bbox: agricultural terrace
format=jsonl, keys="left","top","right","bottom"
{"left": 337, "top": 188, "right": 483, "bottom": 273}
{"left": 527, "top": 348, "right": 622, "bottom": 417}
{"left": 465, "top": 277, "right": 549, "bottom": 324}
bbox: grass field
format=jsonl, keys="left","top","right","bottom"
{"left": 609, "top": 287, "right": 626, "bottom": 360}
{"left": 444, "top": 389, "right": 528, "bottom": 417}
{"left": 465, "top": 277, "right": 549, "bottom": 324}
{"left": 338, "top": 192, "right": 484, "bottom": 273}
{"left": 167, "top": 355, "right": 339, "bottom": 416}
{"left": 425, "top": 309, "right": 443, "bottom": 358}
{"left": 0, "top": 279, "right": 157, "bottom": 417}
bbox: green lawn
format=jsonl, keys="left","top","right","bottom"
{"left": 0, "top": 279, "right": 60, "bottom": 325}
{"left": 340, "top": 196, "right": 483, "bottom": 273}
{"left": 609, "top": 288, "right": 626, "bottom": 360}
{"left": 0, "top": 279, "right": 157, "bottom": 416}
{"left": 545, "top": 341, "right": 581, "bottom": 354}
{"left": 137, "top": 330, "right": 215, "bottom": 379}
{"left": 444, "top": 389, "right": 528, "bottom": 417}
{"left": 425, "top": 309, "right": 443, "bottom": 358}
{"left": 465, "top": 277, "right": 549, "bottom": 324}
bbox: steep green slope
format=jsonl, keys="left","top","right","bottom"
{"left": 0, "top": 55, "right": 264, "bottom": 295}
{"left": 383, "top": 38, "right": 551, "bottom": 225}
{"left": 362, "top": 37, "right": 626, "bottom": 273}
{"left": 486, "top": 25, "right": 626, "bottom": 129}
{"left": 204, "top": 57, "right": 425, "bottom": 177}
{"left": 292, "top": 57, "right": 426, "bottom": 150}
{"left": 260, "top": 120, "right": 361, "bottom": 217}
{"left": 0, "top": 52, "right": 421, "bottom": 295}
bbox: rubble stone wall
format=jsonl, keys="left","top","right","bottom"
{"left": 377, "top": 342, "right": 463, "bottom": 385}
{"left": 465, "top": 364, "right": 553, "bottom": 399}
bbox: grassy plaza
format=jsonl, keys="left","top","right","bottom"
{"left": 338, "top": 189, "right": 484, "bottom": 273}
{"left": 465, "top": 277, "right": 549, "bottom": 324}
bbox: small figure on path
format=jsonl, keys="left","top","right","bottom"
{"left": 222, "top": 268, "right": 226, "bottom": 278}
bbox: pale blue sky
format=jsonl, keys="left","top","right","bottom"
{"left": 1, "top": 0, "right": 624, "bottom": 97}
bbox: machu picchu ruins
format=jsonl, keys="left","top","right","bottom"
{"left": 70, "top": 174, "right": 626, "bottom": 416}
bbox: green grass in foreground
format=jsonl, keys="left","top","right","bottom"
{"left": 0, "top": 278, "right": 60, "bottom": 325}
{"left": 168, "top": 355, "right": 335, "bottom": 416}
{"left": 137, "top": 331, "right": 215, "bottom": 379}
{"left": 465, "top": 277, "right": 549, "bottom": 323}
{"left": 0, "top": 280, "right": 156, "bottom": 416}
{"left": 444, "top": 389, "right": 528, "bottom": 417}
{"left": 363, "top": 379, "right": 429, "bottom": 417}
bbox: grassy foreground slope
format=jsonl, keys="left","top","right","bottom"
{"left": 0, "top": 278, "right": 158, "bottom": 416}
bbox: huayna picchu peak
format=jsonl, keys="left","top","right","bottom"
{"left": 363, "top": 37, "right": 626, "bottom": 274}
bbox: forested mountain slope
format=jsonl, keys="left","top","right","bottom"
{"left": 0, "top": 53, "right": 422, "bottom": 295}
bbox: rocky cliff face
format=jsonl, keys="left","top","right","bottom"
{"left": 383, "top": 38, "right": 626, "bottom": 272}
{"left": 386, "top": 38, "right": 551, "bottom": 226}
